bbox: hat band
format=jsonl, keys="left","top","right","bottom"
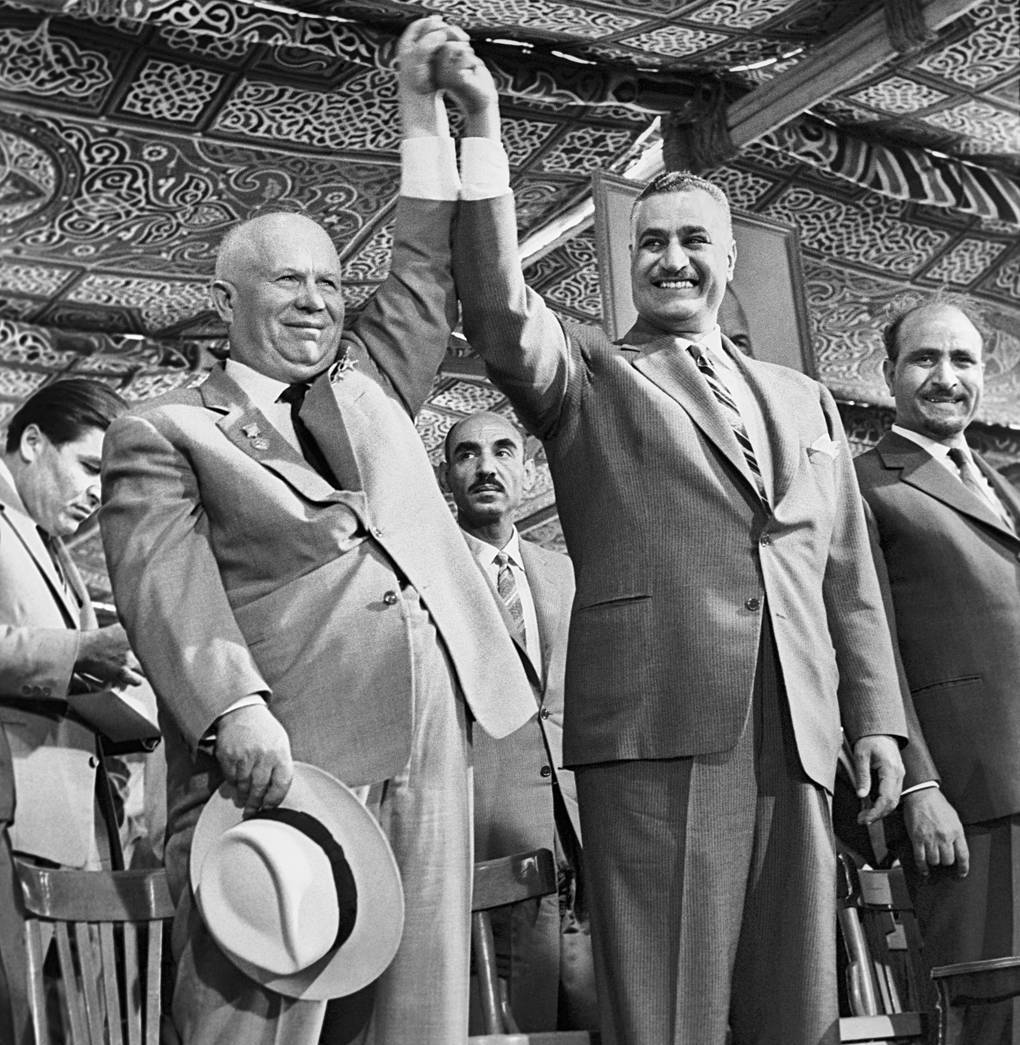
{"left": 250, "top": 806, "right": 358, "bottom": 952}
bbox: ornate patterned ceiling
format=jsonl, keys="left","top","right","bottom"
{"left": 0, "top": 0, "right": 1018, "bottom": 594}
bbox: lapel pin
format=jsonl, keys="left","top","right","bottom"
{"left": 242, "top": 423, "right": 261, "bottom": 438}
{"left": 251, "top": 437, "right": 270, "bottom": 450}
{"left": 329, "top": 349, "right": 358, "bottom": 384}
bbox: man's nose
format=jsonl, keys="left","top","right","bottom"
{"left": 295, "top": 279, "right": 325, "bottom": 310}
{"left": 931, "top": 357, "right": 959, "bottom": 387}
{"left": 660, "top": 239, "right": 689, "bottom": 271}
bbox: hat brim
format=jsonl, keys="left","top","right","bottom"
{"left": 190, "top": 762, "right": 404, "bottom": 1000}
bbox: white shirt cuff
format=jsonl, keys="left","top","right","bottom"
{"left": 460, "top": 137, "right": 511, "bottom": 200}
{"left": 400, "top": 137, "right": 460, "bottom": 200}
{"left": 901, "top": 780, "right": 940, "bottom": 797}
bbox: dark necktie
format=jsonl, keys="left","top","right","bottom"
{"left": 947, "top": 446, "right": 1014, "bottom": 532}
{"left": 278, "top": 382, "right": 339, "bottom": 487}
{"left": 687, "top": 344, "right": 770, "bottom": 507}
{"left": 494, "top": 551, "right": 527, "bottom": 647}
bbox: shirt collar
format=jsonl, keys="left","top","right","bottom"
{"left": 224, "top": 358, "right": 290, "bottom": 411}
{"left": 891, "top": 423, "right": 969, "bottom": 460}
{"left": 462, "top": 526, "right": 522, "bottom": 570}
{"left": 680, "top": 326, "right": 732, "bottom": 371}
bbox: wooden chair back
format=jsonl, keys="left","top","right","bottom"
{"left": 931, "top": 955, "right": 1020, "bottom": 1044}
{"left": 469, "top": 848, "right": 591, "bottom": 1044}
{"left": 15, "top": 857, "right": 175, "bottom": 1045}
{"left": 837, "top": 854, "right": 928, "bottom": 1043}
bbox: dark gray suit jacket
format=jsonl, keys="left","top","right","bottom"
{"left": 856, "top": 431, "right": 1020, "bottom": 824}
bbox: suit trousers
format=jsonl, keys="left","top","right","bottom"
{"left": 903, "top": 814, "right": 1020, "bottom": 1045}
{"left": 576, "top": 617, "right": 838, "bottom": 1045}
{"left": 169, "top": 589, "right": 473, "bottom": 1045}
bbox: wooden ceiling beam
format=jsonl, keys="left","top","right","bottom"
{"left": 726, "top": 0, "right": 988, "bottom": 146}
{"left": 518, "top": 0, "right": 985, "bottom": 263}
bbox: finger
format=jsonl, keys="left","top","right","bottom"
{"left": 913, "top": 837, "right": 930, "bottom": 876}
{"left": 262, "top": 760, "right": 294, "bottom": 811}
{"left": 118, "top": 667, "right": 145, "bottom": 687}
{"left": 955, "top": 838, "right": 970, "bottom": 878}
{"left": 399, "top": 15, "right": 447, "bottom": 50}
{"left": 243, "top": 761, "right": 273, "bottom": 815}
{"left": 853, "top": 747, "right": 871, "bottom": 798}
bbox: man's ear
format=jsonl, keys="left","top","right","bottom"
{"left": 726, "top": 240, "right": 737, "bottom": 282}
{"left": 210, "top": 279, "right": 235, "bottom": 322}
{"left": 18, "top": 423, "right": 44, "bottom": 464}
{"left": 522, "top": 457, "right": 537, "bottom": 493}
{"left": 437, "top": 460, "right": 450, "bottom": 493}
{"left": 881, "top": 357, "right": 896, "bottom": 397}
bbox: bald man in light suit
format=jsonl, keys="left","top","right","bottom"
{"left": 100, "top": 21, "right": 534, "bottom": 1045}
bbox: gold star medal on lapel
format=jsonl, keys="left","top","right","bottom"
{"left": 329, "top": 347, "right": 358, "bottom": 384}
{"left": 242, "top": 422, "right": 270, "bottom": 451}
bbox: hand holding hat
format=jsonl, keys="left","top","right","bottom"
{"left": 190, "top": 762, "right": 404, "bottom": 1000}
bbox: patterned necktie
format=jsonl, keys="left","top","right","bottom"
{"left": 687, "top": 344, "right": 770, "bottom": 507}
{"left": 947, "top": 446, "right": 1015, "bottom": 531}
{"left": 278, "top": 382, "right": 339, "bottom": 487}
{"left": 494, "top": 551, "right": 527, "bottom": 646}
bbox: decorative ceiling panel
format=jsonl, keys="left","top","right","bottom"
{"left": 0, "top": 0, "right": 1018, "bottom": 588}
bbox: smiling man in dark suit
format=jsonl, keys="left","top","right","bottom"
{"left": 855, "top": 297, "right": 1020, "bottom": 1042}
{"left": 431, "top": 39, "right": 908, "bottom": 1045}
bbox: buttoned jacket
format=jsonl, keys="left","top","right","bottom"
{"left": 856, "top": 431, "right": 1020, "bottom": 823}
{"left": 0, "top": 471, "right": 100, "bottom": 866}
{"left": 473, "top": 537, "right": 579, "bottom": 861}
{"left": 454, "top": 194, "right": 906, "bottom": 789}
{"left": 100, "top": 197, "right": 535, "bottom": 795}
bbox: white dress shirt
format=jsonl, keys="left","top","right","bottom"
{"left": 463, "top": 527, "right": 541, "bottom": 672}
{"left": 891, "top": 424, "right": 1011, "bottom": 524}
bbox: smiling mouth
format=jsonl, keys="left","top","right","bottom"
{"left": 470, "top": 483, "right": 504, "bottom": 494}
{"left": 654, "top": 278, "right": 699, "bottom": 290}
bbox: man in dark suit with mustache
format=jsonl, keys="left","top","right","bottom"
{"left": 856, "top": 297, "right": 1020, "bottom": 1041}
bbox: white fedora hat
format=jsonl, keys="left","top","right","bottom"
{"left": 190, "top": 762, "right": 404, "bottom": 1000}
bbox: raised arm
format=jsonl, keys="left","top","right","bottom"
{"left": 349, "top": 17, "right": 465, "bottom": 415}
{"left": 436, "top": 37, "right": 575, "bottom": 440}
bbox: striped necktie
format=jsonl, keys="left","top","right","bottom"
{"left": 494, "top": 551, "right": 527, "bottom": 646}
{"left": 687, "top": 344, "right": 770, "bottom": 507}
{"left": 947, "top": 446, "right": 1015, "bottom": 532}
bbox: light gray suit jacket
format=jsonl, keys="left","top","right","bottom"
{"left": 454, "top": 193, "right": 907, "bottom": 790}
{"left": 0, "top": 470, "right": 101, "bottom": 867}
{"left": 100, "top": 197, "right": 536, "bottom": 869}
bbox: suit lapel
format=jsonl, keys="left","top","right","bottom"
{"left": 879, "top": 433, "right": 1019, "bottom": 542}
{"left": 301, "top": 370, "right": 364, "bottom": 491}
{"left": 975, "top": 451, "right": 1020, "bottom": 537}
{"left": 0, "top": 489, "right": 81, "bottom": 627}
{"left": 520, "top": 541, "right": 557, "bottom": 690}
{"left": 731, "top": 346, "right": 800, "bottom": 505}
{"left": 201, "top": 365, "right": 351, "bottom": 504}
{"left": 626, "top": 329, "right": 757, "bottom": 497}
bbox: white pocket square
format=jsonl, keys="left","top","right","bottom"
{"left": 806, "top": 435, "right": 840, "bottom": 459}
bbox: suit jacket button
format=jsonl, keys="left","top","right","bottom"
{"left": 88, "top": 755, "right": 100, "bottom": 769}
{"left": 745, "top": 596, "right": 760, "bottom": 611}
{"left": 540, "top": 765, "right": 552, "bottom": 778}
{"left": 372, "top": 527, "right": 384, "bottom": 539}
{"left": 540, "top": 707, "right": 551, "bottom": 720}
{"left": 382, "top": 590, "right": 399, "bottom": 606}
{"left": 760, "top": 534, "right": 772, "bottom": 545}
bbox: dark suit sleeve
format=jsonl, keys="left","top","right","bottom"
{"left": 453, "top": 194, "right": 575, "bottom": 440}
{"left": 859, "top": 489, "right": 941, "bottom": 789}
{"left": 101, "top": 413, "right": 270, "bottom": 750}
{"left": 347, "top": 196, "right": 459, "bottom": 417}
